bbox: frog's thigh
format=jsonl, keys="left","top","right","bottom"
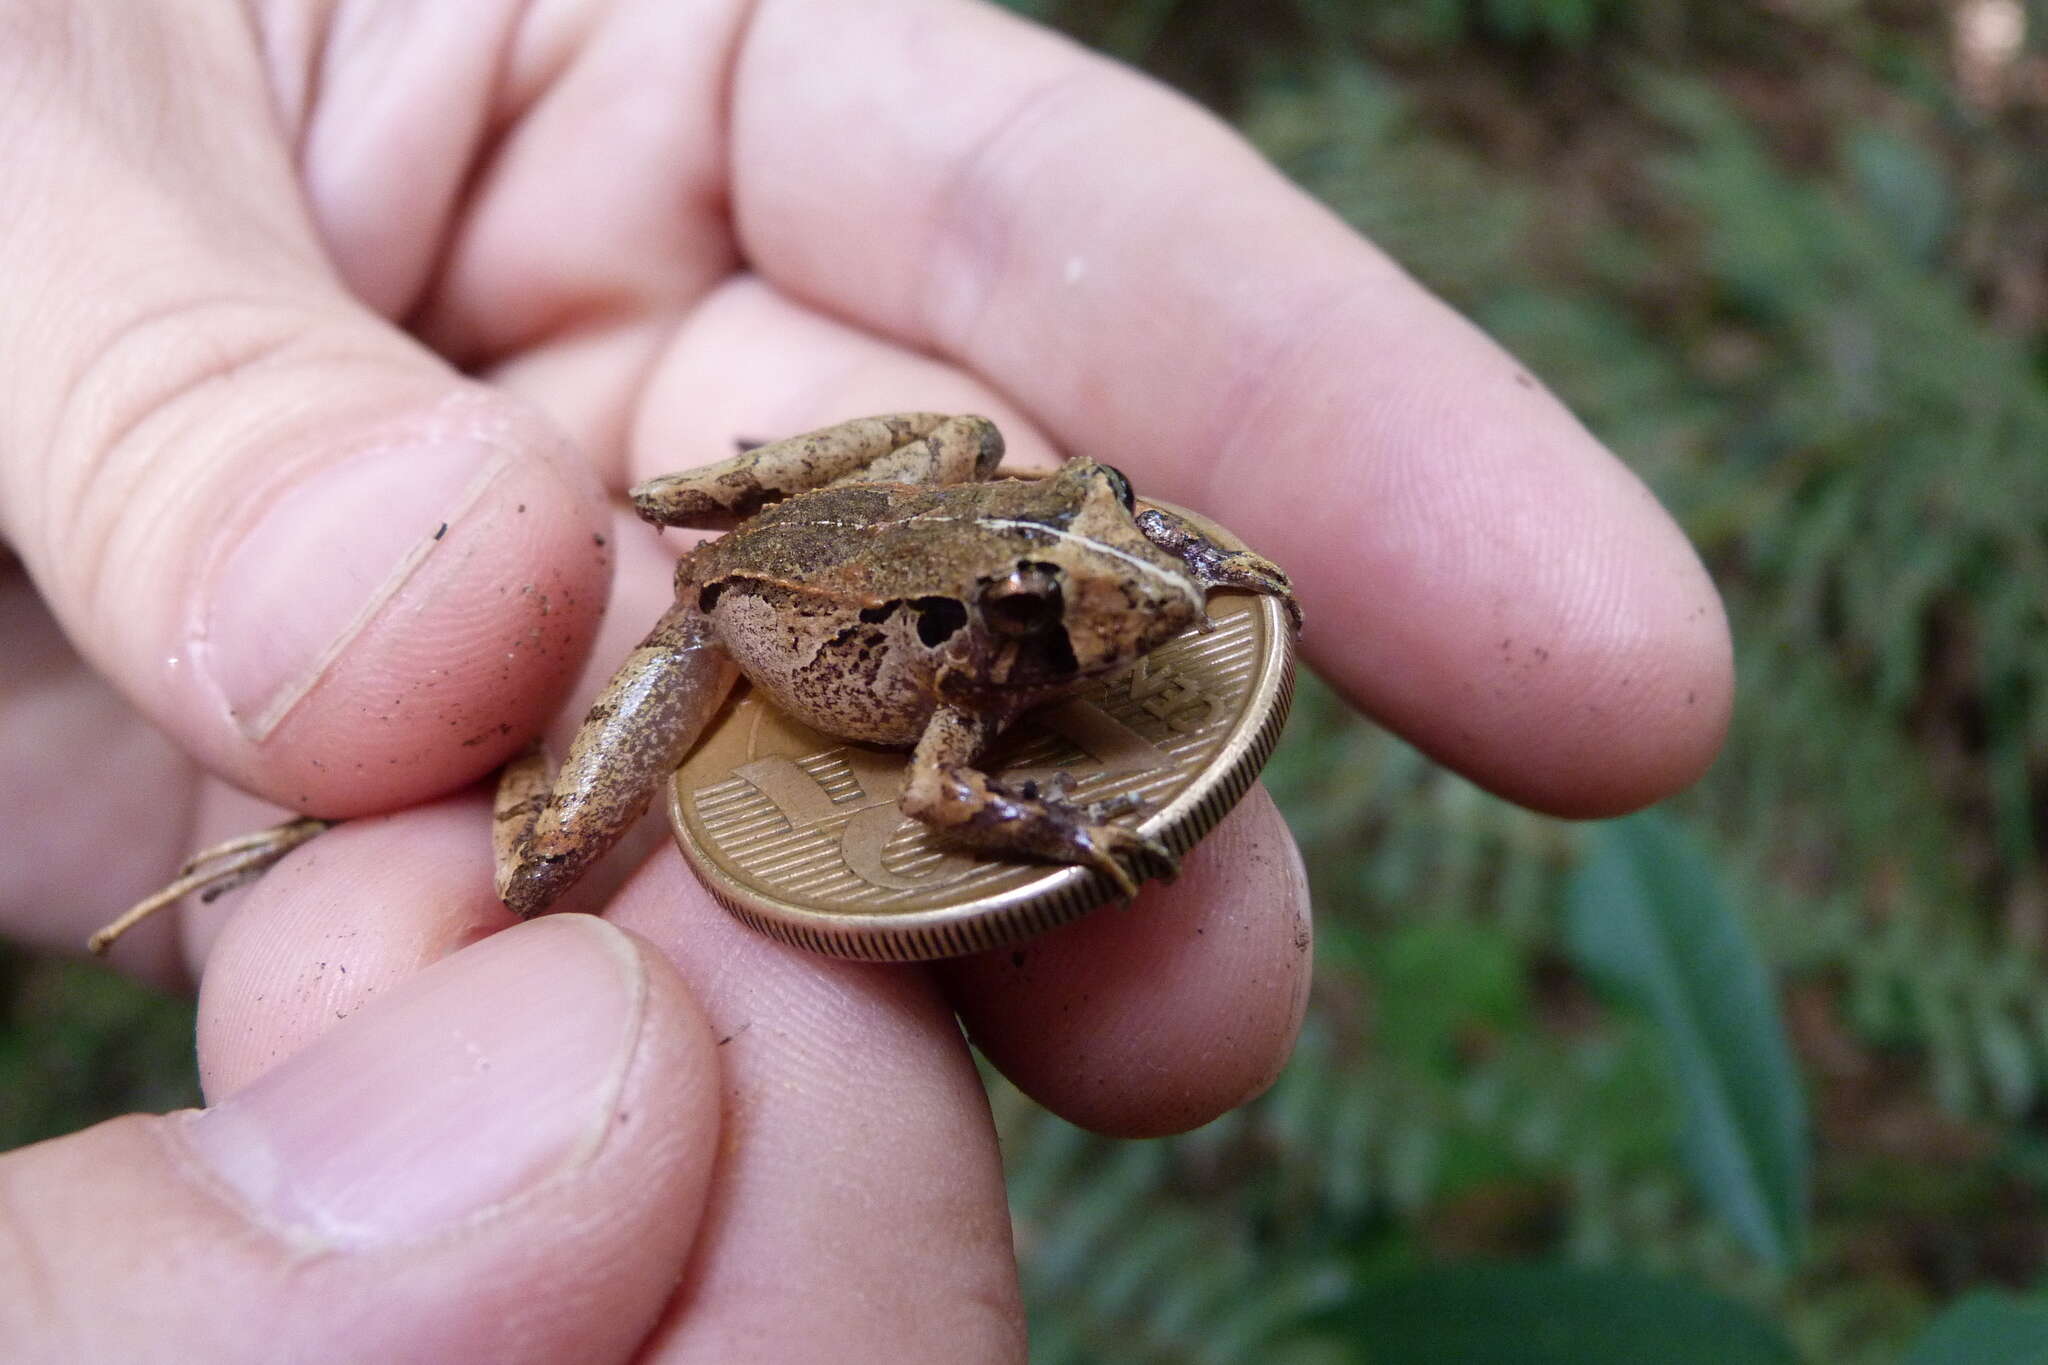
{"left": 496, "top": 601, "right": 739, "bottom": 917}
{"left": 632, "top": 413, "right": 1003, "bottom": 526}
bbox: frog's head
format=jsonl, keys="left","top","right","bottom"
{"left": 971, "top": 460, "right": 1204, "bottom": 687}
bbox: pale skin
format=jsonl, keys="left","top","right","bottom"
{"left": 0, "top": 2, "right": 1733, "bottom": 1362}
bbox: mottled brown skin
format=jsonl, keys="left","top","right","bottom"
{"left": 499, "top": 412, "right": 1297, "bottom": 913}
{"left": 494, "top": 604, "right": 737, "bottom": 913}
{"left": 92, "top": 413, "right": 1296, "bottom": 952}
{"left": 689, "top": 463, "right": 1207, "bottom": 741}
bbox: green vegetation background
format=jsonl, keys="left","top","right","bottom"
{"left": 7, "top": 2, "right": 2048, "bottom": 1359}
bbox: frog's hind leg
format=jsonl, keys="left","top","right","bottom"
{"left": 899, "top": 706, "right": 1178, "bottom": 899}
{"left": 495, "top": 599, "right": 739, "bottom": 917}
{"left": 629, "top": 413, "right": 1004, "bottom": 529}
{"left": 89, "top": 817, "right": 333, "bottom": 955}
{"left": 1134, "top": 506, "right": 1302, "bottom": 631}
{"left": 92, "top": 602, "right": 742, "bottom": 948}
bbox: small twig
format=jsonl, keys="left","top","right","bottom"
{"left": 89, "top": 818, "right": 333, "bottom": 955}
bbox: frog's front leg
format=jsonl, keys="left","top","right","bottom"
{"left": 1135, "top": 506, "right": 1302, "bottom": 630}
{"left": 899, "top": 706, "right": 1178, "bottom": 899}
{"left": 494, "top": 596, "right": 738, "bottom": 917}
{"left": 631, "top": 413, "right": 1004, "bottom": 528}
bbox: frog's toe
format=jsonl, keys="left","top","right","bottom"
{"left": 1082, "top": 790, "right": 1146, "bottom": 822}
{"left": 1076, "top": 835, "right": 1143, "bottom": 900}
{"left": 1126, "top": 828, "right": 1181, "bottom": 884}
{"left": 1077, "top": 822, "right": 1178, "bottom": 900}
{"left": 1018, "top": 772, "right": 1070, "bottom": 803}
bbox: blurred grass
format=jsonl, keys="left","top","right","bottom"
{"left": 8, "top": 2, "right": 2048, "bottom": 1360}
{"left": 0, "top": 943, "right": 199, "bottom": 1150}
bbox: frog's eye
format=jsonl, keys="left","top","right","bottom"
{"left": 981, "top": 563, "right": 1064, "bottom": 636}
{"left": 1099, "top": 463, "right": 1136, "bottom": 512}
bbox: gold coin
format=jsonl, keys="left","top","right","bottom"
{"left": 665, "top": 502, "right": 1296, "bottom": 961}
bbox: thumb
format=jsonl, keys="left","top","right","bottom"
{"left": 0, "top": 6, "right": 610, "bottom": 814}
{"left": 0, "top": 917, "right": 716, "bottom": 1363}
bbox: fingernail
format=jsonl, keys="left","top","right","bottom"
{"left": 197, "top": 417, "right": 507, "bottom": 742}
{"left": 182, "top": 916, "right": 645, "bottom": 1246}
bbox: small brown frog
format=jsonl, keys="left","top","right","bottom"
{"left": 92, "top": 414, "right": 1297, "bottom": 952}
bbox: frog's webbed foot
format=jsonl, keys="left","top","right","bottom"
{"left": 1134, "top": 506, "right": 1302, "bottom": 632}
{"left": 495, "top": 599, "right": 739, "bottom": 918}
{"left": 629, "top": 413, "right": 1005, "bottom": 529}
{"left": 900, "top": 709, "right": 1178, "bottom": 900}
{"left": 89, "top": 817, "right": 334, "bottom": 955}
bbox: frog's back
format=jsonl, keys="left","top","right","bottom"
{"left": 692, "top": 476, "right": 1080, "bottom": 603}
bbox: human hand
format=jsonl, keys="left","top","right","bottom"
{"left": 0, "top": 1, "right": 1730, "bottom": 1360}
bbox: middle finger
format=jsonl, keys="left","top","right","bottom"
{"left": 601, "top": 276, "right": 1314, "bottom": 1132}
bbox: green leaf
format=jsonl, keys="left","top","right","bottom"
{"left": 1904, "top": 1290, "right": 2048, "bottom": 1365}
{"left": 1293, "top": 1262, "right": 1799, "bottom": 1364}
{"left": 1563, "top": 813, "right": 1810, "bottom": 1268}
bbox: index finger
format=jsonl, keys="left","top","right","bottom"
{"left": 728, "top": 0, "right": 1732, "bottom": 816}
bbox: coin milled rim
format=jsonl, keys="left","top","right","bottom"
{"left": 666, "top": 502, "right": 1296, "bottom": 962}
